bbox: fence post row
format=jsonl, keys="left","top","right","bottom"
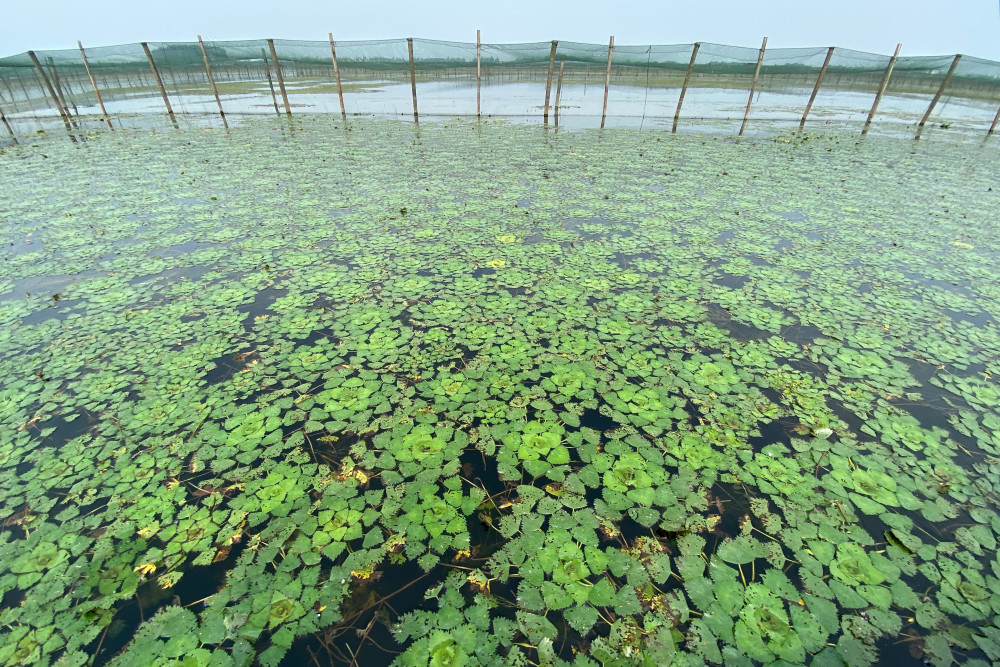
{"left": 78, "top": 41, "right": 113, "bottom": 130}
{"left": 862, "top": 43, "right": 901, "bottom": 136}
{"left": 198, "top": 35, "right": 228, "bottom": 129}
{"left": 476, "top": 29, "right": 481, "bottom": 118}
{"left": 739, "top": 36, "right": 767, "bottom": 136}
{"left": 27, "top": 51, "right": 74, "bottom": 134}
{"left": 800, "top": 46, "right": 834, "bottom": 130}
{"left": 140, "top": 42, "right": 178, "bottom": 129}
{"left": 916, "top": 53, "right": 961, "bottom": 136}
{"left": 328, "top": 33, "right": 346, "bottom": 117}
{"left": 407, "top": 38, "right": 418, "bottom": 121}
{"left": 554, "top": 60, "right": 565, "bottom": 124}
{"left": 673, "top": 42, "right": 700, "bottom": 134}
{"left": 601, "top": 36, "right": 614, "bottom": 129}
{"left": 260, "top": 48, "right": 281, "bottom": 116}
{"left": 266, "top": 39, "right": 292, "bottom": 116}
{"left": 543, "top": 40, "right": 557, "bottom": 123}
{"left": 9, "top": 37, "right": 1000, "bottom": 136}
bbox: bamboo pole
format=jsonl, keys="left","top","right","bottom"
{"left": 328, "top": 33, "right": 346, "bottom": 117}
{"left": 78, "top": 41, "right": 113, "bottom": 130}
{"left": 554, "top": 60, "right": 565, "bottom": 124}
{"left": 0, "top": 76, "right": 16, "bottom": 105}
{"left": 601, "top": 35, "right": 614, "bottom": 129}
{"left": 27, "top": 51, "right": 74, "bottom": 134}
{"left": 543, "top": 40, "right": 557, "bottom": 122}
{"left": 862, "top": 43, "right": 901, "bottom": 136}
{"left": 47, "top": 62, "right": 79, "bottom": 132}
{"left": 58, "top": 66, "right": 79, "bottom": 116}
{"left": 16, "top": 72, "right": 32, "bottom": 105}
{"left": 988, "top": 104, "right": 1000, "bottom": 135}
{"left": 40, "top": 59, "right": 72, "bottom": 122}
{"left": 916, "top": 53, "right": 961, "bottom": 134}
{"left": 799, "top": 46, "right": 834, "bottom": 130}
{"left": 476, "top": 29, "right": 481, "bottom": 118}
{"left": 198, "top": 35, "right": 228, "bottom": 129}
{"left": 672, "top": 42, "right": 700, "bottom": 133}
{"left": 408, "top": 38, "right": 418, "bottom": 120}
{"left": 141, "top": 42, "right": 178, "bottom": 128}
{"left": 0, "top": 101, "right": 16, "bottom": 144}
{"left": 261, "top": 48, "right": 281, "bottom": 115}
{"left": 739, "top": 36, "right": 767, "bottom": 136}
{"left": 47, "top": 59, "right": 78, "bottom": 122}
{"left": 266, "top": 39, "right": 292, "bottom": 115}
{"left": 17, "top": 73, "right": 44, "bottom": 133}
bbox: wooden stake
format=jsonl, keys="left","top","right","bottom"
{"left": 916, "top": 53, "right": 961, "bottom": 134}
{"left": 198, "top": 35, "right": 228, "bottom": 129}
{"left": 328, "top": 33, "right": 346, "bottom": 117}
{"left": 0, "top": 101, "right": 16, "bottom": 144}
{"left": 141, "top": 42, "right": 178, "bottom": 128}
{"left": 476, "top": 29, "right": 481, "bottom": 118}
{"left": 543, "top": 40, "right": 557, "bottom": 123}
{"left": 261, "top": 48, "right": 281, "bottom": 115}
{"left": 863, "top": 43, "right": 901, "bottom": 136}
{"left": 601, "top": 35, "right": 614, "bottom": 129}
{"left": 267, "top": 39, "right": 292, "bottom": 115}
{"left": 78, "top": 41, "right": 113, "bottom": 130}
{"left": 799, "top": 46, "right": 834, "bottom": 130}
{"left": 554, "top": 60, "right": 565, "bottom": 124}
{"left": 673, "top": 42, "right": 700, "bottom": 134}
{"left": 27, "top": 51, "right": 74, "bottom": 133}
{"left": 408, "top": 38, "right": 418, "bottom": 120}
{"left": 739, "top": 36, "right": 767, "bottom": 136}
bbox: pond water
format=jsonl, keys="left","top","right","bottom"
{"left": 5, "top": 80, "right": 998, "bottom": 140}
{"left": 0, "top": 117, "right": 999, "bottom": 666}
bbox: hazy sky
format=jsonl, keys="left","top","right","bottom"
{"left": 3, "top": 0, "right": 999, "bottom": 60}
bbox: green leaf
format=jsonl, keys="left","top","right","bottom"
{"left": 588, "top": 578, "right": 617, "bottom": 607}
{"left": 716, "top": 535, "right": 767, "bottom": 564}
{"left": 564, "top": 605, "right": 599, "bottom": 633}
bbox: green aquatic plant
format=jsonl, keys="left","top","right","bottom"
{"left": 0, "top": 116, "right": 998, "bottom": 666}
{"left": 392, "top": 426, "right": 447, "bottom": 463}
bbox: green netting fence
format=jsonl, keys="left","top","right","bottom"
{"left": 1, "top": 36, "right": 999, "bottom": 141}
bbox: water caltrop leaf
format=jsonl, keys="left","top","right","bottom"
{"left": 716, "top": 535, "right": 768, "bottom": 564}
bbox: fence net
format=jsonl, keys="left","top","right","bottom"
{"left": 1, "top": 37, "right": 998, "bottom": 138}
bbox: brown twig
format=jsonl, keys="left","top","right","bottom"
{"left": 92, "top": 617, "right": 113, "bottom": 661}
{"left": 303, "top": 427, "right": 318, "bottom": 463}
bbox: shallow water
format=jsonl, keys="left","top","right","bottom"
{"left": 5, "top": 80, "right": 997, "bottom": 140}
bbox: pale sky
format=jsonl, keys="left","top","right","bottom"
{"left": 2, "top": 0, "right": 999, "bottom": 61}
